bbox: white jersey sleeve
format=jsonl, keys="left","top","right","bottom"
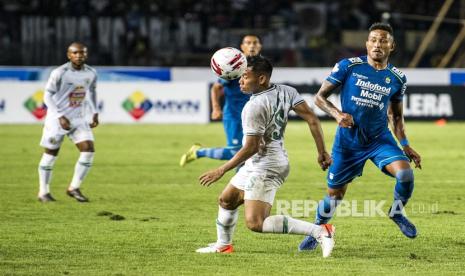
{"left": 288, "top": 86, "right": 305, "bottom": 108}
{"left": 86, "top": 66, "right": 98, "bottom": 114}
{"left": 242, "top": 101, "right": 267, "bottom": 136}
{"left": 45, "top": 68, "right": 63, "bottom": 94}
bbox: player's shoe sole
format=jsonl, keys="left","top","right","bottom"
{"left": 179, "top": 143, "right": 202, "bottom": 167}
{"left": 316, "top": 224, "right": 336, "bottom": 258}
{"left": 196, "top": 243, "right": 234, "bottom": 254}
{"left": 38, "top": 193, "right": 56, "bottom": 202}
{"left": 390, "top": 214, "right": 417, "bottom": 239}
{"left": 66, "top": 188, "right": 89, "bottom": 202}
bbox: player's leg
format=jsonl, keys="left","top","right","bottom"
{"left": 196, "top": 183, "right": 244, "bottom": 253}
{"left": 180, "top": 119, "right": 242, "bottom": 166}
{"left": 299, "top": 148, "right": 366, "bottom": 251}
{"left": 244, "top": 196, "right": 335, "bottom": 257}
{"left": 67, "top": 121, "right": 95, "bottom": 202}
{"left": 37, "top": 148, "right": 60, "bottom": 202}
{"left": 384, "top": 160, "right": 417, "bottom": 238}
{"left": 197, "top": 118, "right": 242, "bottom": 160}
{"left": 371, "top": 134, "right": 417, "bottom": 238}
{"left": 38, "top": 119, "right": 66, "bottom": 202}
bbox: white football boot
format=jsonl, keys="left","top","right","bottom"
{"left": 316, "top": 224, "right": 336, "bottom": 258}
{"left": 195, "top": 243, "right": 234, "bottom": 254}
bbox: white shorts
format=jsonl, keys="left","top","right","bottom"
{"left": 230, "top": 164, "right": 290, "bottom": 205}
{"left": 40, "top": 117, "right": 94, "bottom": 149}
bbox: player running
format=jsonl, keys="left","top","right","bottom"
{"left": 180, "top": 35, "right": 262, "bottom": 166}
{"left": 196, "top": 56, "right": 335, "bottom": 257}
{"left": 299, "top": 22, "right": 422, "bottom": 251}
{"left": 37, "top": 42, "right": 98, "bottom": 203}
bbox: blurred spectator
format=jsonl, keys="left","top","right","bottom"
{"left": 0, "top": 0, "right": 462, "bottom": 67}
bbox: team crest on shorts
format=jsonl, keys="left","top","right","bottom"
{"left": 49, "top": 137, "right": 57, "bottom": 145}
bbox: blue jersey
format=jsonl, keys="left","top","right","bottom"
{"left": 327, "top": 56, "right": 407, "bottom": 149}
{"left": 218, "top": 78, "right": 250, "bottom": 121}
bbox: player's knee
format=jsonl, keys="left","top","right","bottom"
{"left": 245, "top": 217, "right": 263, "bottom": 233}
{"left": 328, "top": 190, "right": 345, "bottom": 200}
{"left": 218, "top": 195, "right": 237, "bottom": 210}
{"left": 396, "top": 169, "right": 414, "bottom": 183}
{"left": 78, "top": 141, "right": 95, "bottom": 152}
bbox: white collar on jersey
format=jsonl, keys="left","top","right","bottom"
{"left": 252, "top": 84, "right": 276, "bottom": 96}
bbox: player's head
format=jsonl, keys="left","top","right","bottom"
{"left": 239, "top": 55, "right": 273, "bottom": 94}
{"left": 67, "top": 42, "right": 88, "bottom": 69}
{"left": 240, "top": 35, "right": 262, "bottom": 57}
{"left": 366, "top": 22, "right": 395, "bottom": 63}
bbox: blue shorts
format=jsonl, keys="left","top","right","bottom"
{"left": 327, "top": 132, "right": 410, "bottom": 189}
{"left": 223, "top": 119, "right": 243, "bottom": 148}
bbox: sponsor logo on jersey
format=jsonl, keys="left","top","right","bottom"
{"left": 391, "top": 66, "right": 405, "bottom": 78}
{"left": 360, "top": 90, "right": 383, "bottom": 101}
{"left": 122, "top": 91, "right": 153, "bottom": 120}
{"left": 352, "top": 73, "right": 368, "bottom": 79}
{"left": 348, "top": 57, "right": 363, "bottom": 63}
{"left": 24, "top": 90, "right": 47, "bottom": 119}
{"left": 355, "top": 79, "right": 391, "bottom": 95}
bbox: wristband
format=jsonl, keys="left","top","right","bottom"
{"left": 400, "top": 138, "right": 409, "bottom": 147}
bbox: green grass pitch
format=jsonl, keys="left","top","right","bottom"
{"left": 1, "top": 122, "right": 464, "bottom": 275}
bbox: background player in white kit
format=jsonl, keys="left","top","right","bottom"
{"left": 37, "top": 42, "right": 98, "bottom": 203}
{"left": 196, "top": 56, "right": 335, "bottom": 257}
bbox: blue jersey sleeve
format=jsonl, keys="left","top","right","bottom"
{"left": 390, "top": 75, "right": 407, "bottom": 103}
{"left": 326, "top": 59, "right": 350, "bottom": 85}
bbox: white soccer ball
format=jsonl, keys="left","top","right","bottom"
{"left": 210, "top": 47, "right": 247, "bottom": 80}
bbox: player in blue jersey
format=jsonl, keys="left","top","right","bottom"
{"left": 299, "top": 22, "right": 422, "bottom": 251}
{"left": 180, "top": 35, "right": 262, "bottom": 166}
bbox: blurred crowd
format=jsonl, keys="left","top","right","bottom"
{"left": 0, "top": 0, "right": 464, "bottom": 67}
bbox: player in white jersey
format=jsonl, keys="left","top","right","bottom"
{"left": 196, "top": 56, "right": 335, "bottom": 257}
{"left": 37, "top": 42, "right": 98, "bottom": 203}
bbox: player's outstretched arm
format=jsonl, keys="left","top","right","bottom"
{"left": 199, "top": 135, "right": 261, "bottom": 186}
{"left": 315, "top": 80, "right": 354, "bottom": 128}
{"left": 210, "top": 82, "right": 225, "bottom": 120}
{"left": 293, "top": 102, "right": 332, "bottom": 170}
{"left": 389, "top": 102, "right": 422, "bottom": 169}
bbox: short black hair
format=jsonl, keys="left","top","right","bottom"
{"left": 241, "top": 34, "right": 261, "bottom": 44}
{"left": 369, "top": 22, "right": 394, "bottom": 36}
{"left": 247, "top": 55, "right": 273, "bottom": 78}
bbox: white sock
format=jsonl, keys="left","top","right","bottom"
{"left": 216, "top": 206, "right": 239, "bottom": 246}
{"left": 262, "top": 215, "right": 322, "bottom": 238}
{"left": 38, "top": 153, "right": 57, "bottom": 196}
{"left": 69, "top": 152, "right": 94, "bottom": 190}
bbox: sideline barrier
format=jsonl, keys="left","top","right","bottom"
{"left": 0, "top": 82, "right": 209, "bottom": 124}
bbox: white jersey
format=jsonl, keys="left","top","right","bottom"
{"left": 44, "top": 62, "right": 97, "bottom": 120}
{"left": 242, "top": 84, "right": 305, "bottom": 170}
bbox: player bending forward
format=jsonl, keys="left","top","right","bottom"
{"left": 37, "top": 42, "right": 98, "bottom": 202}
{"left": 196, "top": 56, "right": 335, "bottom": 257}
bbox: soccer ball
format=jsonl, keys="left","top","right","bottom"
{"left": 210, "top": 47, "right": 247, "bottom": 80}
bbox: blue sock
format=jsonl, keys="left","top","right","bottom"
{"left": 196, "top": 147, "right": 239, "bottom": 160}
{"left": 390, "top": 169, "right": 414, "bottom": 217}
{"left": 315, "top": 195, "right": 340, "bottom": 225}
